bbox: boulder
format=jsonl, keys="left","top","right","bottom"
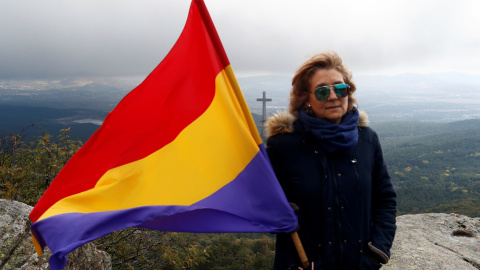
{"left": 0, "top": 199, "right": 111, "bottom": 270}
{"left": 384, "top": 213, "right": 480, "bottom": 270}
{"left": 2, "top": 198, "right": 479, "bottom": 269}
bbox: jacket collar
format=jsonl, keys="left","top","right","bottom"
{"left": 264, "top": 109, "right": 369, "bottom": 139}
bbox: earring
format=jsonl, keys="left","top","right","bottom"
{"left": 306, "top": 104, "right": 313, "bottom": 115}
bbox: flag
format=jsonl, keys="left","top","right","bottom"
{"left": 29, "top": 0, "right": 298, "bottom": 269}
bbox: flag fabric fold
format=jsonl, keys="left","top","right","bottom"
{"left": 29, "top": 0, "right": 298, "bottom": 269}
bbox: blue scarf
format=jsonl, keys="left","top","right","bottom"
{"left": 298, "top": 109, "right": 359, "bottom": 152}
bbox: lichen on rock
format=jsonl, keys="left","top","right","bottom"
{"left": 0, "top": 199, "right": 111, "bottom": 270}
{"left": 383, "top": 213, "right": 480, "bottom": 270}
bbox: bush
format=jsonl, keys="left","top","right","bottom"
{"left": 0, "top": 126, "right": 82, "bottom": 205}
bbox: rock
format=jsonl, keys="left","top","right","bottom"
{"left": 0, "top": 199, "right": 111, "bottom": 270}
{"left": 383, "top": 213, "right": 480, "bottom": 270}
{"left": 3, "top": 198, "right": 479, "bottom": 270}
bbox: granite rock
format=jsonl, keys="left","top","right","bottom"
{"left": 0, "top": 199, "right": 111, "bottom": 270}
{"left": 384, "top": 213, "right": 480, "bottom": 270}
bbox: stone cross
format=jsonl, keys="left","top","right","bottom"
{"left": 256, "top": 91, "right": 272, "bottom": 122}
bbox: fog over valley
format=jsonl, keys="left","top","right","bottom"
{"left": 2, "top": 72, "right": 480, "bottom": 128}
{"left": 241, "top": 72, "right": 480, "bottom": 123}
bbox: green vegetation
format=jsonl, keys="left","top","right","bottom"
{"left": 0, "top": 126, "right": 276, "bottom": 269}
{"left": 95, "top": 229, "right": 275, "bottom": 269}
{"left": 2, "top": 119, "right": 480, "bottom": 268}
{"left": 0, "top": 126, "right": 82, "bottom": 205}
{"left": 373, "top": 119, "right": 480, "bottom": 217}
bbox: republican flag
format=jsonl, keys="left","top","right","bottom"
{"left": 29, "top": 0, "right": 298, "bottom": 269}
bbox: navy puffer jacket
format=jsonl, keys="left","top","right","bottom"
{"left": 265, "top": 111, "right": 396, "bottom": 270}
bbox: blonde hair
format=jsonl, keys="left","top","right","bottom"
{"left": 289, "top": 51, "right": 357, "bottom": 116}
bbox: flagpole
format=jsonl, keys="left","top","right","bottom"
{"left": 291, "top": 231, "right": 310, "bottom": 269}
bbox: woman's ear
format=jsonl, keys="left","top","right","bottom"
{"left": 306, "top": 104, "right": 313, "bottom": 115}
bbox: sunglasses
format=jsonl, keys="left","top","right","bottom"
{"left": 310, "top": 83, "right": 349, "bottom": 101}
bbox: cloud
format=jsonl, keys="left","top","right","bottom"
{"left": 1, "top": 0, "right": 479, "bottom": 80}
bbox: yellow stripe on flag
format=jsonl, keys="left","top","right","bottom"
{"left": 38, "top": 68, "right": 259, "bottom": 221}
{"left": 224, "top": 65, "right": 262, "bottom": 145}
{"left": 31, "top": 233, "right": 44, "bottom": 256}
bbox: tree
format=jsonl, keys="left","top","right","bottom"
{"left": 0, "top": 127, "right": 277, "bottom": 269}
{"left": 0, "top": 126, "right": 82, "bottom": 205}
{"left": 95, "top": 229, "right": 209, "bottom": 269}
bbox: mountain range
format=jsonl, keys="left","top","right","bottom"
{"left": 1, "top": 72, "right": 480, "bottom": 216}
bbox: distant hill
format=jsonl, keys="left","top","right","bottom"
{"left": 0, "top": 79, "right": 131, "bottom": 112}
{"left": 2, "top": 73, "right": 480, "bottom": 217}
{"left": 0, "top": 104, "right": 265, "bottom": 145}
{"left": 0, "top": 104, "right": 103, "bottom": 142}
{"left": 238, "top": 73, "right": 480, "bottom": 123}
{"left": 373, "top": 120, "right": 480, "bottom": 217}
{"left": 1, "top": 103, "right": 479, "bottom": 217}
{"left": 2, "top": 72, "right": 480, "bottom": 122}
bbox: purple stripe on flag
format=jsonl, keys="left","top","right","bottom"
{"left": 30, "top": 144, "right": 297, "bottom": 269}
{"left": 141, "top": 145, "right": 297, "bottom": 232}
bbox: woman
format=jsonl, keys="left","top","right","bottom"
{"left": 265, "top": 51, "right": 396, "bottom": 270}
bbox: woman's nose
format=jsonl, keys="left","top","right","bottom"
{"left": 327, "top": 88, "right": 338, "bottom": 100}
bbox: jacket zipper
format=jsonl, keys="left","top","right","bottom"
{"left": 332, "top": 160, "right": 343, "bottom": 268}
{"left": 352, "top": 156, "right": 364, "bottom": 251}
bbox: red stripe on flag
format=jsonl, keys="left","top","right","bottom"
{"left": 30, "top": 0, "right": 226, "bottom": 222}
{"left": 195, "top": 0, "right": 229, "bottom": 67}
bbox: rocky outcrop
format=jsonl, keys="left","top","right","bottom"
{"left": 2, "top": 199, "right": 479, "bottom": 269}
{"left": 384, "top": 213, "right": 480, "bottom": 270}
{"left": 0, "top": 199, "right": 111, "bottom": 270}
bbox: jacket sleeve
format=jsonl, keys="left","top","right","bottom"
{"left": 370, "top": 131, "right": 397, "bottom": 262}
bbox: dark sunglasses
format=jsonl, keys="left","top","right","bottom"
{"left": 310, "top": 83, "right": 349, "bottom": 101}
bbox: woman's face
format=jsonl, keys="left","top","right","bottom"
{"left": 307, "top": 68, "right": 348, "bottom": 124}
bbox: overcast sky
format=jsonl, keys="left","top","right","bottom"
{"left": 1, "top": 0, "right": 480, "bottom": 81}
